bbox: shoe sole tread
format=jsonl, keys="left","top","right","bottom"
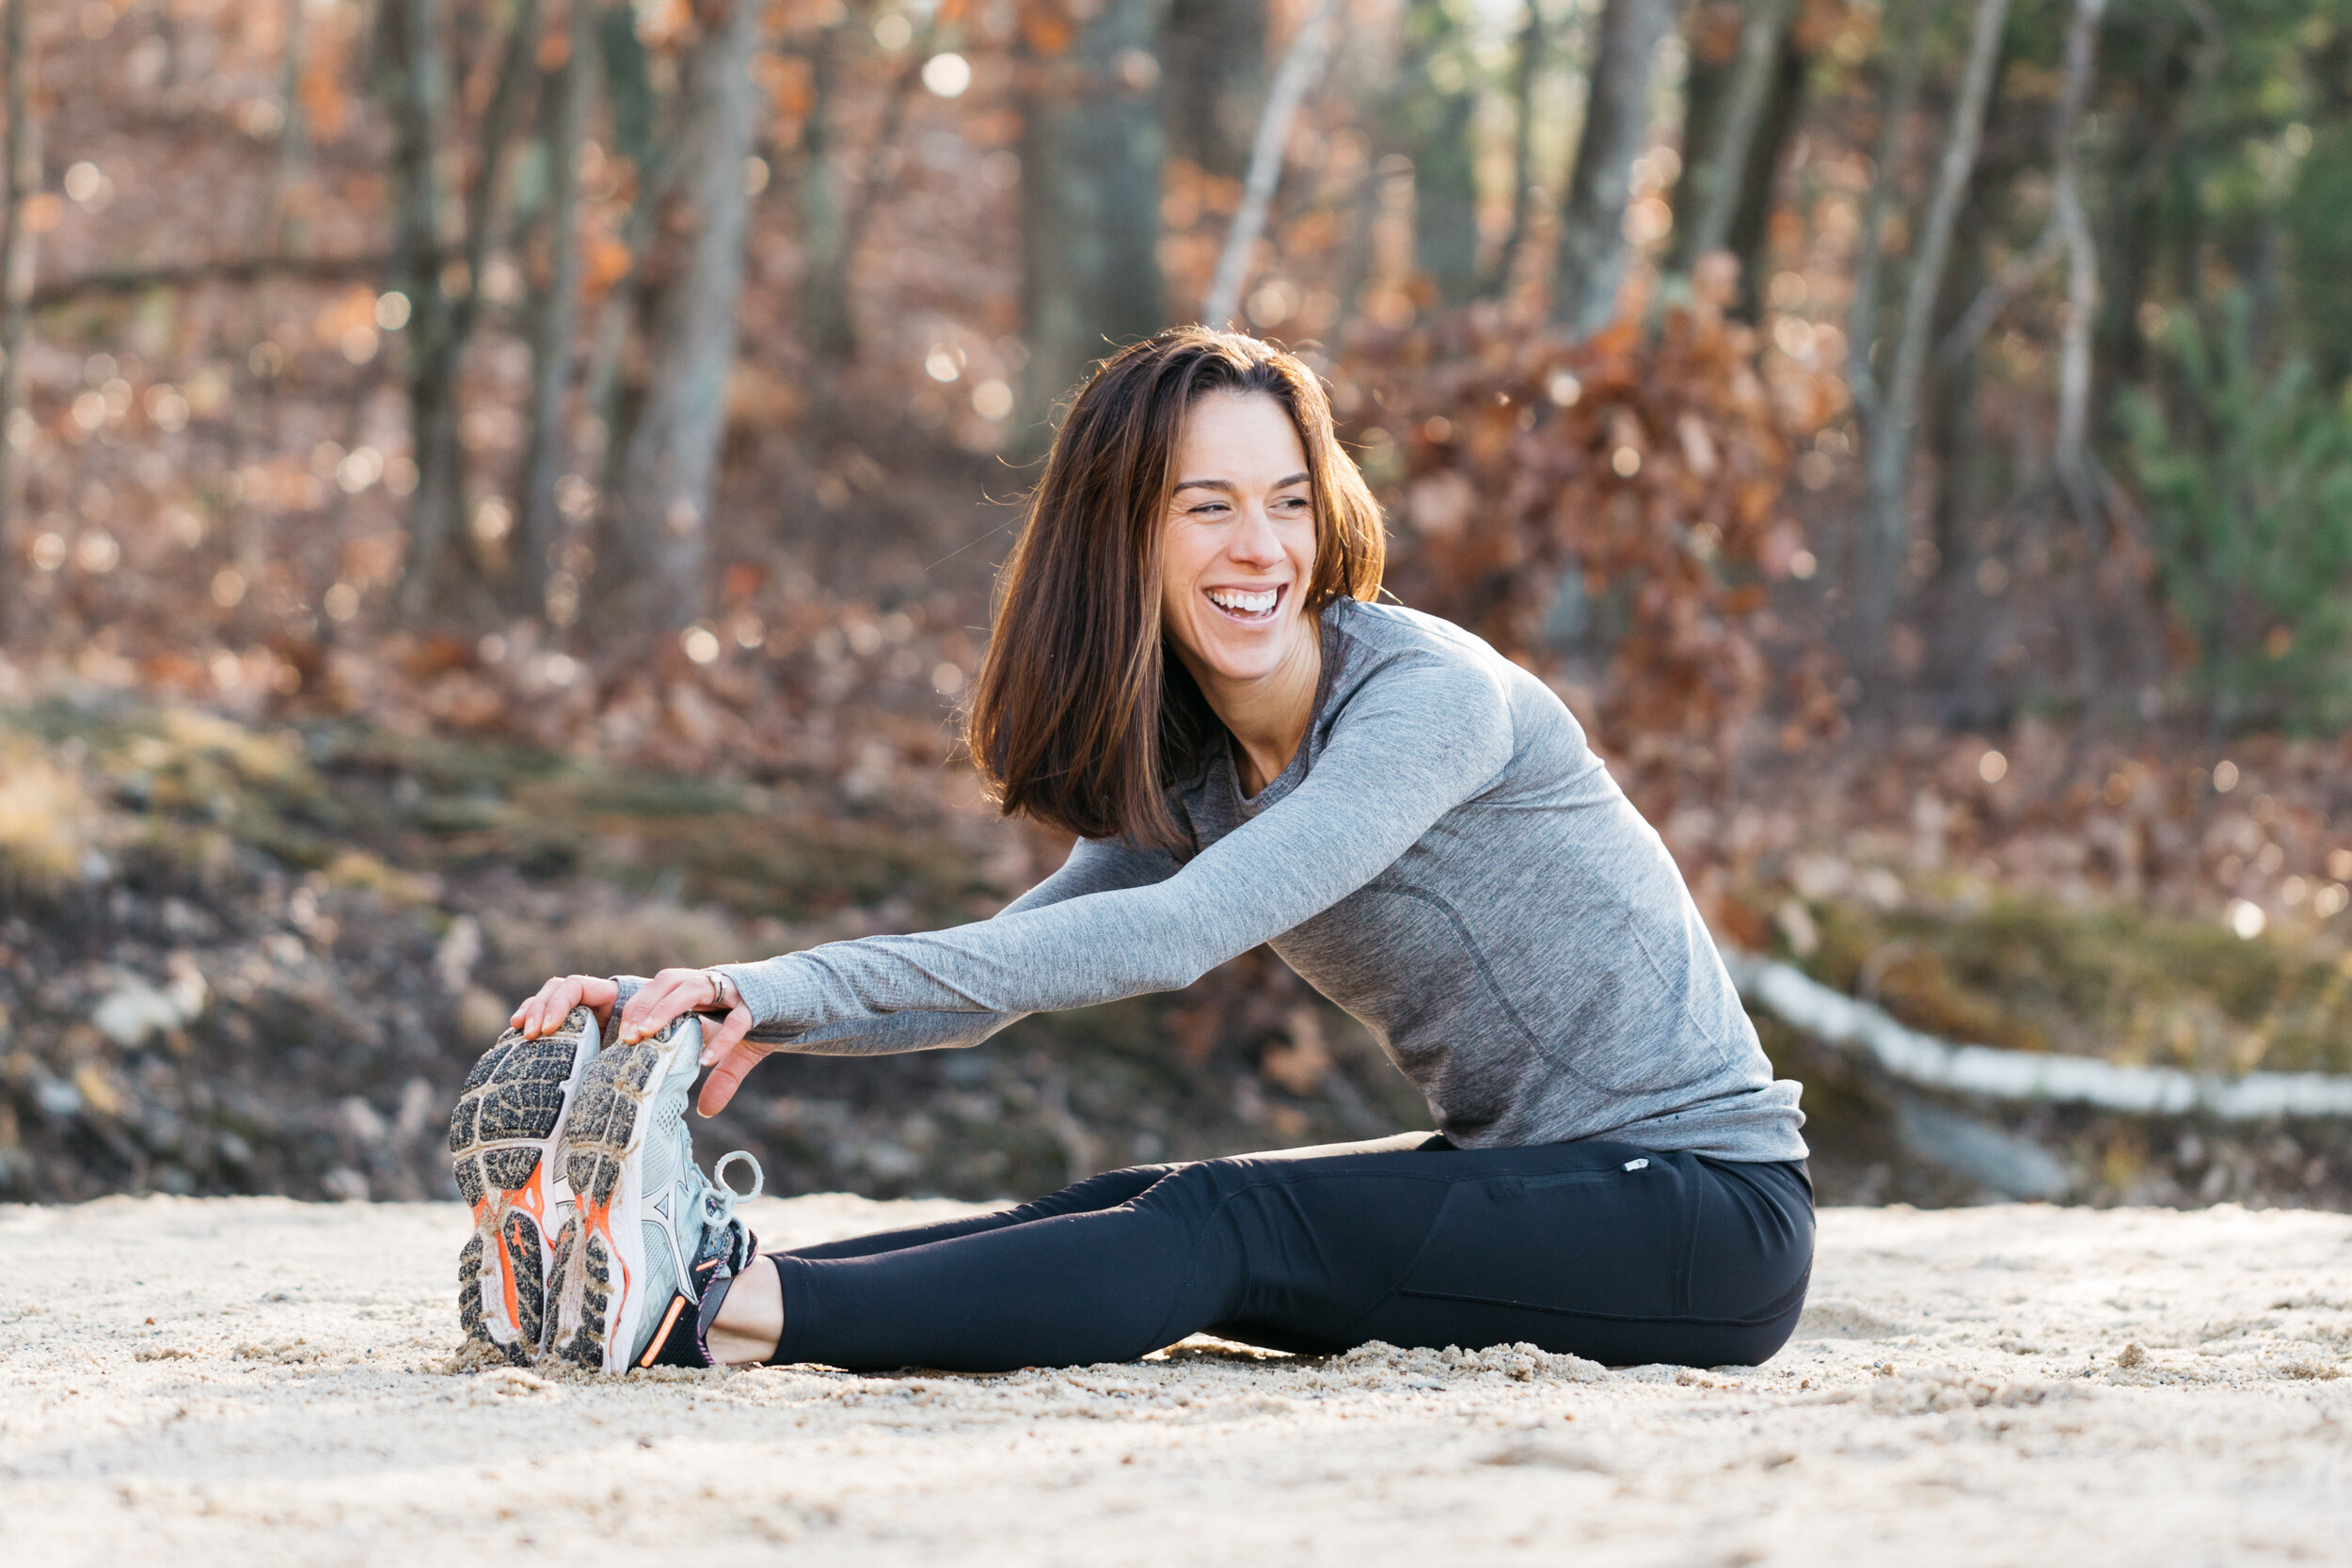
{"left": 548, "top": 1019, "right": 697, "bottom": 1373}
{"left": 449, "top": 1011, "right": 596, "bottom": 1365}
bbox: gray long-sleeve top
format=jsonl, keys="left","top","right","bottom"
{"left": 689, "top": 599, "right": 1805, "bottom": 1162}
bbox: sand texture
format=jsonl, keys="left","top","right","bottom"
{"left": 3, "top": 1195, "right": 2348, "bottom": 1566}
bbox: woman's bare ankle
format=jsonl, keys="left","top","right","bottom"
{"left": 706, "top": 1254, "right": 783, "bottom": 1366}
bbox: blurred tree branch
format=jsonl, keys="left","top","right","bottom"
{"left": 1204, "top": 0, "right": 1342, "bottom": 326}
{"left": 2051, "top": 0, "right": 2110, "bottom": 731}
{"left": 380, "top": 0, "right": 467, "bottom": 624}
{"left": 1844, "top": 0, "right": 1933, "bottom": 416}
{"left": 0, "top": 0, "right": 37, "bottom": 633}
{"left": 1552, "top": 0, "right": 1680, "bottom": 334}
{"left": 593, "top": 0, "right": 761, "bottom": 641}
{"left": 1683, "top": 0, "right": 1795, "bottom": 263}
{"left": 513, "top": 0, "right": 597, "bottom": 620}
{"left": 25, "top": 253, "right": 404, "bottom": 309}
{"left": 1859, "top": 0, "right": 2011, "bottom": 641}
{"left": 1480, "top": 0, "right": 1550, "bottom": 300}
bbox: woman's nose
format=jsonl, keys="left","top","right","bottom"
{"left": 1227, "top": 502, "right": 1285, "bottom": 565}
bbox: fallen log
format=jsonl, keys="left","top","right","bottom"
{"left": 1724, "top": 949, "right": 2352, "bottom": 1120}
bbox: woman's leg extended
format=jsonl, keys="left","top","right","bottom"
{"left": 760, "top": 1134, "right": 1812, "bottom": 1373}
{"left": 779, "top": 1163, "right": 1176, "bottom": 1262}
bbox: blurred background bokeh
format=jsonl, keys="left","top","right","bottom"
{"left": 4, "top": 0, "right": 2350, "bottom": 1209}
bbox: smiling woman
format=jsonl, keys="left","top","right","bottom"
{"left": 488, "top": 327, "right": 1811, "bottom": 1381}
{"left": 964, "top": 329, "right": 1383, "bottom": 843}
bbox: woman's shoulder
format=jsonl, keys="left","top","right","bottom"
{"left": 1328, "top": 598, "right": 1517, "bottom": 685}
{"left": 1317, "top": 599, "right": 1526, "bottom": 761}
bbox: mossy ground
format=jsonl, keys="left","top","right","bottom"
{"left": 0, "top": 695, "right": 1423, "bottom": 1204}
{"left": 1745, "top": 884, "right": 2352, "bottom": 1076}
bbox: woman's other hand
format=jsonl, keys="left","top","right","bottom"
{"left": 614, "top": 967, "right": 761, "bottom": 1116}
{"left": 512, "top": 974, "right": 621, "bottom": 1039}
{"left": 692, "top": 1026, "right": 772, "bottom": 1118}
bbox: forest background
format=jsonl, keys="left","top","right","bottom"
{"left": 4, "top": 0, "right": 2351, "bottom": 1212}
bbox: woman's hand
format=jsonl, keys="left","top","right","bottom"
{"left": 511, "top": 974, "right": 621, "bottom": 1039}
{"left": 613, "top": 967, "right": 761, "bottom": 1117}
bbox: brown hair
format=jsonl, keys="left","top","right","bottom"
{"left": 965, "top": 326, "right": 1385, "bottom": 848}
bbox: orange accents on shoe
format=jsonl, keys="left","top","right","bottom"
{"left": 641, "top": 1295, "right": 689, "bottom": 1369}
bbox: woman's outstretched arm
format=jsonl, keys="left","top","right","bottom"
{"left": 685, "top": 651, "right": 1514, "bottom": 1113}
{"left": 512, "top": 834, "right": 1180, "bottom": 1064}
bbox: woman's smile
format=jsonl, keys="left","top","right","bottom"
{"left": 1204, "top": 581, "right": 1286, "bottom": 624}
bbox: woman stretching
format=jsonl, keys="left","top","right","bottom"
{"left": 447, "top": 327, "right": 1811, "bottom": 1377}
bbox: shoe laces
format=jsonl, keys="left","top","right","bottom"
{"left": 694, "top": 1149, "right": 764, "bottom": 1238}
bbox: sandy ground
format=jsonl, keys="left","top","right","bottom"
{"left": 2, "top": 1196, "right": 2347, "bottom": 1567}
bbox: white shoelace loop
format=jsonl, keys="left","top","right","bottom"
{"left": 712, "top": 1149, "right": 764, "bottom": 1205}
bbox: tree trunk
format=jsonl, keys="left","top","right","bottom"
{"left": 1665, "top": 0, "right": 1740, "bottom": 277}
{"left": 1204, "top": 0, "right": 1342, "bottom": 325}
{"left": 1844, "top": 0, "right": 1934, "bottom": 416}
{"left": 794, "top": 19, "right": 855, "bottom": 362}
{"left": 381, "top": 0, "right": 466, "bottom": 623}
{"left": 1722, "top": 20, "right": 1809, "bottom": 319}
{"left": 803, "top": 10, "right": 946, "bottom": 365}
{"left": 1020, "top": 0, "right": 1171, "bottom": 432}
{"left": 1481, "top": 0, "right": 1550, "bottom": 298}
{"left": 596, "top": 0, "right": 760, "bottom": 641}
{"left": 514, "top": 0, "right": 596, "bottom": 618}
{"left": 2050, "top": 0, "right": 2109, "bottom": 730}
{"left": 264, "top": 0, "right": 312, "bottom": 254}
{"left": 1414, "top": 84, "right": 1481, "bottom": 309}
{"left": 0, "top": 0, "right": 33, "bottom": 638}
{"left": 1551, "top": 0, "right": 1682, "bottom": 335}
{"left": 1681, "top": 0, "right": 1795, "bottom": 264}
{"left": 1162, "top": 0, "right": 1265, "bottom": 182}
{"left": 1858, "top": 0, "right": 2010, "bottom": 640}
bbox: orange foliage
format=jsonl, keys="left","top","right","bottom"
{"left": 1335, "top": 281, "right": 1823, "bottom": 800}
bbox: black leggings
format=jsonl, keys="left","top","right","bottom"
{"left": 768, "top": 1132, "right": 1813, "bottom": 1372}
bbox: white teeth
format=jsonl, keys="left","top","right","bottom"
{"left": 1207, "top": 587, "right": 1279, "bottom": 615}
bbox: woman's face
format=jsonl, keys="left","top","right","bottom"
{"left": 1158, "top": 391, "right": 1318, "bottom": 689}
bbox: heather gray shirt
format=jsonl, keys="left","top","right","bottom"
{"left": 705, "top": 599, "right": 1806, "bottom": 1162}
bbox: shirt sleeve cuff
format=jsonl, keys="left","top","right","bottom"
{"left": 716, "top": 958, "right": 800, "bottom": 1032}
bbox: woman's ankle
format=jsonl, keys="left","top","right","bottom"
{"left": 705, "top": 1254, "right": 783, "bottom": 1366}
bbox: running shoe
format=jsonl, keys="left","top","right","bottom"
{"left": 547, "top": 1013, "right": 763, "bottom": 1373}
{"left": 448, "top": 1006, "right": 600, "bottom": 1365}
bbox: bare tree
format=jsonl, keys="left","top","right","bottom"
{"left": 1680, "top": 0, "right": 1794, "bottom": 263}
{"left": 379, "top": 0, "right": 464, "bottom": 622}
{"left": 1551, "top": 0, "right": 1681, "bottom": 334}
{"left": 1844, "top": 0, "right": 1934, "bottom": 413}
{"left": 1204, "top": 0, "right": 1343, "bottom": 326}
{"left": 595, "top": 0, "right": 761, "bottom": 640}
{"left": 1481, "top": 0, "right": 1550, "bottom": 298}
{"left": 0, "top": 0, "right": 36, "bottom": 632}
{"left": 1020, "top": 0, "right": 1170, "bottom": 430}
{"left": 263, "top": 0, "right": 312, "bottom": 254}
{"left": 1858, "top": 0, "right": 2011, "bottom": 639}
{"left": 792, "top": 17, "right": 858, "bottom": 363}
{"left": 2050, "top": 0, "right": 2111, "bottom": 725}
{"left": 513, "top": 0, "right": 596, "bottom": 618}
{"left": 384, "top": 0, "right": 543, "bottom": 620}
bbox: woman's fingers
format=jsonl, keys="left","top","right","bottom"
{"left": 513, "top": 975, "right": 577, "bottom": 1038}
{"left": 696, "top": 1029, "right": 767, "bottom": 1118}
{"left": 700, "top": 1005, "right": 754, "bottom": 1068}
{"left": 512, "top": 975, "right": 619, "bottom": 1039}
{"left": 617, "top": 968, "right": 723, "bottom": 1044}
{"left": 616, "top": 970, "right": 686, "bottom": 1042}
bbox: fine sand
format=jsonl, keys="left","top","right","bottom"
{"left": 3, "top": 1195, "right": 2347, "bottom": 1566}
